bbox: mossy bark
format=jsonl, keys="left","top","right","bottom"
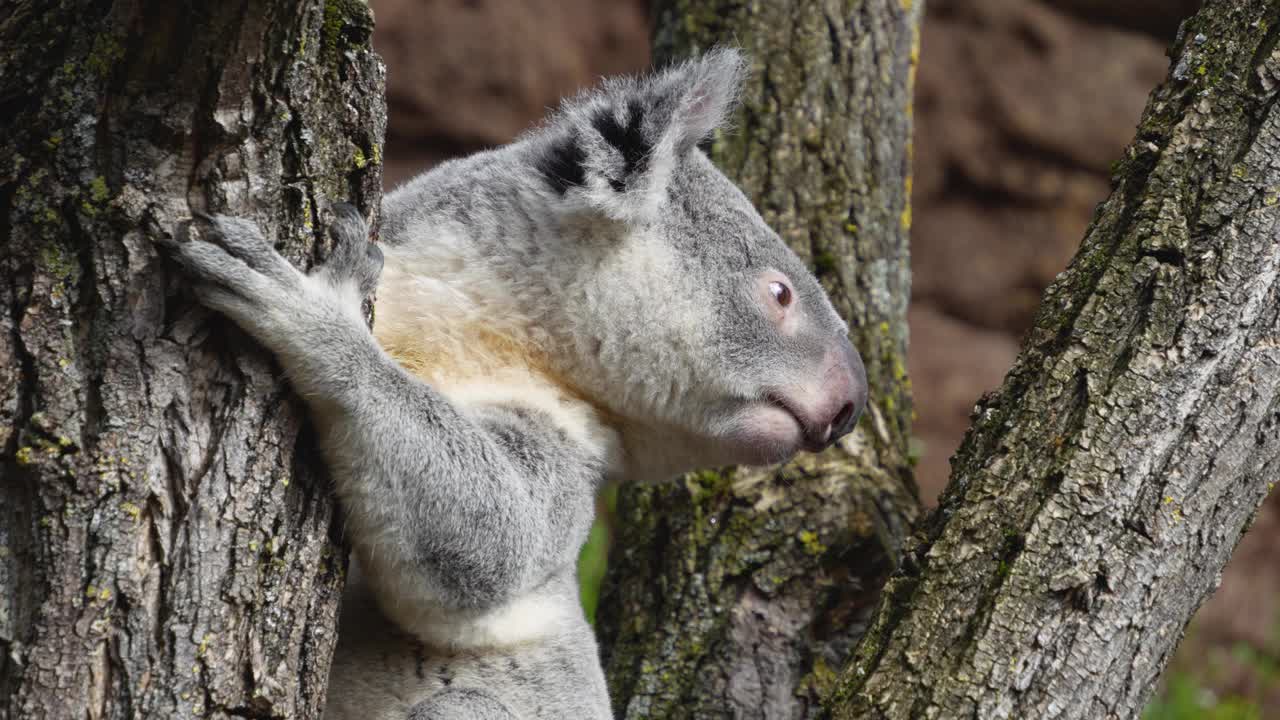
{"left": 597, "top": 2, "right": 922, "bottom": 718}
{"left": 831, "top": 1, "right": 1280, "bottom": 717}
{"left": 0, "top": 2, "right": 384, "bottom": 718}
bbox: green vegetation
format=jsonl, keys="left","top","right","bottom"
{"left": 577, "top": 484, "right": 618, "bottom": 624}
{"left": 1145, "top": 619, "right": 1279, "bottom": 720}
{"left": 1143, "top": 672, "right": 1262, "bottom": 720}
{"left": 577, "top": 518, "right": 610, "bottom": 624}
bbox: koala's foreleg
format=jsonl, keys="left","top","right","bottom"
{"left": 164, "top": 208, "right": 594, "bottom": 612}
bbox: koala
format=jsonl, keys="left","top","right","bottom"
{"left": 165, "top": 50, "right": 866, "bottom": 720}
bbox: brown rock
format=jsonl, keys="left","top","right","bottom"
{"left": 912, "top": 191, "right": 1101, "bottom": 333}
{"left": 920, "top": 0, "right": 1168, "bottom": 194}
{"left": 1045, "top": 0, "right": 1203, "bottom": 40}
{"left": 907, "top": 304, "right": 1019, "bottom": 502}
{"left": 370, "top": 0, "right": 650, "bottom": 184}
{"left": 912, "top": 0, "right": 1167, "bottom": 333}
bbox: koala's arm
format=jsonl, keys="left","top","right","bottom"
{"left": 163, "top": 208, "right": 595, "bottom": 611}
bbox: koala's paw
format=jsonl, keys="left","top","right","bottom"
{"left": 165, "top": 214, "right": 302, "bottom": 330}
{"left": 316, "top": 203, "right": 383, "bottom": 297}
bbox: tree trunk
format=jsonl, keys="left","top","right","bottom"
{"left": 597, "top": 2, "right": 923, "bottom": 718}
{"left": 0, "top": 2, "right": 384, "bottom": 718}
{"left": 831, "top": 1, "right": 1280, "bottom": 717}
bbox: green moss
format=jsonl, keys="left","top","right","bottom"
{"left": 798, "top": 530, "right": 826, "bottom": 556}
{"left": 813, "top": 249, "right": 838, "bottom": 276}
{"left": 352, "top": 147, "right": 367, "bottom": 169}
{"left": 322, "top": 0, "right": 374, "bottom": 61}
{"left": 679, "top": 5, "right": 726, "bottom": 38}
{"left": 89, "top": 176, "right": 109, "bottom": 203}
{"left": 685, "top": 468, "right": 730, "bottom": 504}
{"left": 79, "top": 176, "right": 111, "bottom": 216}
{"left": 40, "top": 244, "right": 78, "bottom": 281}
{"left": 322, "top": 1, "right": 344, "bottom": 55}
{"left": 38, "top": 208, "right": 59, "bottom": 226}
{"left": 799, "top": 656, "right": 841, "bottom": 700}
{"left": 85, "top": 33, "right": 124, "bottom": 80}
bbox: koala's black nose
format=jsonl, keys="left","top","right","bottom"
{"left": 830, "top": 341, "right": 867, "bottom": 442}
{"left": 832, "top": 401, "right": 857, "bottom": 439}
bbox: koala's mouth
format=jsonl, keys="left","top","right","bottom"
{"left": 765, "top": 392, "right": 831, "bottom": 454}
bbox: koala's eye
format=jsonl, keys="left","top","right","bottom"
{"left": 768, "top": 281, "right": 792, "bottom": 307}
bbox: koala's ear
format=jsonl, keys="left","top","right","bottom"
{"left": 644, "top": 48, "right": 746, "bottom": 156}
{"left": 531, "top": 48, "right": 747, "bottom": 222}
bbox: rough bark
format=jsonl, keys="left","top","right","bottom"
{"left": 597, "top": 2, "right": 922, "bottom": 718}
{"left": 832, "top": 1, "right": 1280, "bottom": 717}
{"left": 0, "top": 2, "right": 384, "bottom": 718}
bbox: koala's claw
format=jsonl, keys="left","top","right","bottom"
{"left": 318, "top": 203, "right": 382, "bottom": 296}
{"left": 203, "top": 215, "right": 295, "bottom": 281}
{"left": 164, "top": 214, "right": 303, "bottom": 332}
{"left": 165, "top": 206, "right": 379, "bottom": 341}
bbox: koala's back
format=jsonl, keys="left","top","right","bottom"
{"left": 324, "top": 575, "right": 609, "bottom": 720}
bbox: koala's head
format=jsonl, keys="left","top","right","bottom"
{"left": 521, "top": 49, "right": 867, "bottom": 480}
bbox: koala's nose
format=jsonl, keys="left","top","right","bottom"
{"left": 820, "top": 340, "right": 867, "bottom": 448}
{"left": 831, "top": 400, "right": 858, "bottom": 439}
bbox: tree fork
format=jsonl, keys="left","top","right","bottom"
{"left": 0, "top": 2, "right": 384, "bottom": 717}
{"left": 598, "top": 2, "right": 923, "bottom": 718}
{"left": 833, "top": 1, "right": 1280, "bottom": 717}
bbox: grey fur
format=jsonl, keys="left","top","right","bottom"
{"left": 166, "top": 50, "right": 866, "bottom": 720}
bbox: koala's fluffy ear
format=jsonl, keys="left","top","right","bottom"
{"left": 532, "top": 48, "right": 747, "bottom": 221}
{"left": 642, "top": 48, "right": 746, "bottom": 156}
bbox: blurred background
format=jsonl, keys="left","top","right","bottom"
{"left": 367, "top": 0, "right": 1278, "bottom": 715}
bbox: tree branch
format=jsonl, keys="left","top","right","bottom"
{"left": 833, "top": 1, "right": 1280, "bottom": 716}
